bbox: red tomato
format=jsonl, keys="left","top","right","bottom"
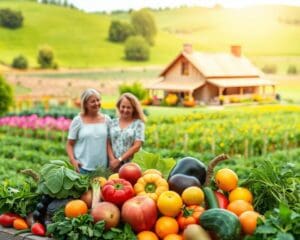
{"left": 121, "top": 195, "right": 158, "bottom": 233}
{"left": 177, "top": 205, "right": 205, "bottom": 230}
{"left": 0, "top": 213, "right": 19, "bottom": 227}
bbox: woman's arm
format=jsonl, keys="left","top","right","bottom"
{"left": 66, "top": 139, "right": 81, "bottom": 172}
{"left": 119, "top": 140, "right": 142, "bottom": 163}
{"left": 107, "top": 140, "right": 119, "bottom": 171}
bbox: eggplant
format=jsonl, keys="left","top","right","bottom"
{"left": 168, "top": 156, "right": 207, "bottom": 185}
{"left": 168, "top": 173, "right": 201, "bottom": 195}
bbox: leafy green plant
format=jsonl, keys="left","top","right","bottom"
{"left": 47, "top": 214, "right": 137, "bottom": 240}
{"left": 0, "top": 180, "right": 39, "bottom": 216}
{"left": 37, "top": 159, "right": 89, "bottom": 199}
{"left": 243, "top": 159, "right": 300, "bottom": 214}
{"left": 132, "top": 150, "right": 176, "bottom": 179}
{"left": 245, "top": 204, "right": 300, "bottom": 240}
{"left": 118, "top": 81, "right": 147, "bottom": 100}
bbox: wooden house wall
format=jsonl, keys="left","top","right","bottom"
{"left": 164, "top": 56, "right": 204, "bottom": 83}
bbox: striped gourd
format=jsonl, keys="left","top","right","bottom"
{"left": 200, "top": 208, "right": 241, "bottom": 240}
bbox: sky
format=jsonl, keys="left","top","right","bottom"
{"left": 67, "top": 0, "right": 300, "bottom": 12}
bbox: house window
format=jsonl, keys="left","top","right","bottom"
{"left": 181, "top": 61, "right": 189, "bottom": 76}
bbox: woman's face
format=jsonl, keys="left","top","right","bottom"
{"left": 119, "top": 97, "right": 134, "bottom": 119}
{"left": 85, "top": 94, "right": 101, "bottom": 113}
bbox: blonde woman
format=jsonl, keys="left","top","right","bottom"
{"left": 108, "top": 92, "right": 146, "bottom": 172}
{"left": 66, "top": 88, "right": 110, "bottom": 173}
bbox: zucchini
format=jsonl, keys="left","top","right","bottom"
{"left": 200, "top": 208, "right": 241, "bottom": 240}
{"left": 203, "top": 187, "right": 219, "bottom": 209}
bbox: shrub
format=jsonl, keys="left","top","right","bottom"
{"left": 262, "top": 64, "right": 277, "bottom": 74}
{"left": 108, "top": 20, "right": 134, "bottom": 42}
{"left": 287, "top": 65, "right": 298, "bottom": 74}
{"left": 12, "top": 55, "right": 28, "bottom": 69}
{"left": 118, "top": 81, "right": 147, "bottom": 100}
{"left": 124, "top": 36, "right": 150, "bottom": 61}
{"left": 0, "top": 75, "right": 14, "bottom": 116}
{"left": 131, "top": 9, "right": 157, "bottom": 45}
{"left": 0, "top": 8, "right": 23, "bottom": 29}
{"left": 37, "top": 45, "right": 54, "bottom": 69}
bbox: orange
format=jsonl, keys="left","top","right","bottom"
{"left": 163, "top": 233, "right": 183, "bottom": 240}
{"left": 137, "top": 231, "right": 159, "bottom": 240}
{"left": 155, "top": 216, "right": 179, "bottom": 239}
{"left": 229, "top": 187, "right": 253, "bottom": 203}
{"left": 215, "top": 168, "right": 238, "bottom": 192}
{"left": 227, "top": 200, "right": 254, "bottom": 216}
{"left": 65, "top": 199, "right": 88, "bottom": 218}
{"left": 181, "top": 186, "right": 204, "bottom": 206}
{"left": 239, "top": 211, "right": 261, "bottom": 235}
{"left": 157, "top": 191, "right": 183, "bottom": 217}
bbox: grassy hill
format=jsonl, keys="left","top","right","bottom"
{"left": 1, "top": 0, "right": 300, "bottom": 70}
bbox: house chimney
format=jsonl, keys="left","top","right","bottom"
{"left": 231, "top": 45, "right": 241, "bottom": 57}
{"left": 183, "top": 43, "right": 193, "bottom": 54}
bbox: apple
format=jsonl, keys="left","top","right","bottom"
{"left": 118, "top": 162, "right": 142, "bottom": 185}
{"left": 90, "top": 202, "right": 120, "bottom": 230}
{"left": 121, "top": 195, "right": 157, "bottom": 233}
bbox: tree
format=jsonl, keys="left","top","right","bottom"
{"left": 37, "top": 45, "right": 54, "bottom": 68}
{"left": 0, "top": 8, "right": 23, "bottom": 29}
{"left": 108, "top": 20, "right": 134, "bottom": 42}
{"left": 12, "top": 55, "right": 28, "bottom": 69}
{"left": 124, "top": 36, "right": 150, "bottom": 61}
{"left": 0, "top": 75, "right": 14, "bottom": 116}
{"left": 131, "top": 9, "right": 157, "bottom": 45}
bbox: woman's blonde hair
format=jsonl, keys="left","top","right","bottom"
{"left": 80, "top": 88, "right": 101, "bottom": 115}
{"left": 116, "top": 92, "right": 146, "bottom": 122}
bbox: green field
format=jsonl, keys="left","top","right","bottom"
{"left": 1, "top": 0, "right": 300, "bottom": 71}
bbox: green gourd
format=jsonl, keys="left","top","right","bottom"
{"left": 200, "top": 208, "right": 241, "bottom": 240}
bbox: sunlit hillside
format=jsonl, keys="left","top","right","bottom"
{"left": 1, "top": 0, "right": 300, "bottom": 69}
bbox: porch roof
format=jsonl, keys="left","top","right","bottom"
{"left": 146, "top": 80, "right": 205, "bottom": 92}
{"left": 207, "top": 78, "right": 275, "bottom": 88}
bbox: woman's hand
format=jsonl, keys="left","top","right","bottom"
{"left": 110, "top": 158, "right": 121, "bottom": 173}
{"left": 71, "top": 159, "right": 81, "bottom": 173}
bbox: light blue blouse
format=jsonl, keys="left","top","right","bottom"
{"left": 68, "top": 114, "right": 110, "bottom": 171}
{"left": 108, "top": 118, "right": 145, "bottom": 160}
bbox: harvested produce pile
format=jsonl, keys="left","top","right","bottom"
{"left": 0, "top": 154, "right": 299, "bottom": 240}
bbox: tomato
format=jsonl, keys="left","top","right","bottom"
{"left": 157, "top": 191, "right": 183, "bottom": 217}
{"left": 177, "top": 205, "right": 205, "bottom": 230}
{"left": 0, "top": 213, "right": 19, "bottom": 227}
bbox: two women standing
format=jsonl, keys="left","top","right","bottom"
{"left": 66, "top": 89, "right": 145, "bottom": 173}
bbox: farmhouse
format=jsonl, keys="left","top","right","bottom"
{"left": 147, "top": 44, "right": 275, "bottom": 104}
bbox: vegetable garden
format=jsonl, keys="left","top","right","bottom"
{"left": 0, "top": 105, "right": 299, "bottom": 239}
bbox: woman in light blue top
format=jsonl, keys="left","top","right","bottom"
{"left": 108, "top": 93, "right": 146, "bottom": 172}
{"left": 66, "top": 88, "right": 110, "bottom": 173}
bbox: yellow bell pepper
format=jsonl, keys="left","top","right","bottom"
{"left": 134, "top": 173, "right": 169, "bottom": 201}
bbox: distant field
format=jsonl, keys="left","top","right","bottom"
{"left": 1, "top": 1, "right": 300, "bottom": 71}
{"left": 7, "top": 69, "right": 300, "bottom": 104}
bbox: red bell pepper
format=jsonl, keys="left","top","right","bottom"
{"left": 102, "top": 179, "right": 135, "bottom": 206}
{"left": 0, "top": 213, "right": 19, "bottom": 227}
{"left": 31, "top": 222, "right": 46, "bottom": 236}
{"left": 214, "top": 191, "right": 229, "bottom": 209}
{"left": 177, "top": 205, "right": 205, "bottom": 230}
